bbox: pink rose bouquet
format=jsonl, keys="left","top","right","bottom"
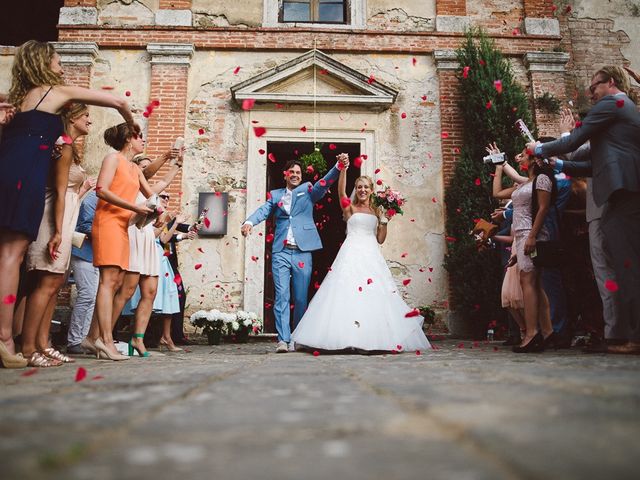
{"left": 373, "top": 185, "right": 406, "bottom": 217}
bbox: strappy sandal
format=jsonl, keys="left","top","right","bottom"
{"left": 43, "top": 347, "right": 75, "bottom": 364}
{"left": 27, "top": 352, "right": 62, "bottom": 368}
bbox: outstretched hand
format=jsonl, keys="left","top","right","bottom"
{"left": 485, "top": 142, "right": 500, "bottom": 156}
{"left": 623, "top": 65, "right": 640, "bottom": 84}
{"left": 241, "top": 223, "right": 252, "bottom": 237}
{"left": 0, "top": 103, "right": 16, "bottom": 126}
{"left": 559, "top": 107, "right": 575, "bottom": 134}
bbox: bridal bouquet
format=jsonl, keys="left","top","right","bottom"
{"left": 372, "top": 185, "right": 406, "bottom": 217}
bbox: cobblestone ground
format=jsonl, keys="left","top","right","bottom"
{"left": 1, "top": 340, "right": 639, "bottom": 480}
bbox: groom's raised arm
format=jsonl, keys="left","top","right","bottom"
{"left": 243, "top": 194, "right": 276, "bottom": 231}
{"left": 309, "top": 160, "right": 342, "bottom": 203}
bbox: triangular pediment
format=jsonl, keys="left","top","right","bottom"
{"left": 231, "top": 50, "right": 398, "bottom": 109}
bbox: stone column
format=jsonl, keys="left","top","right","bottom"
{"left": 51, "top": 42, "right": 98, "bottom": 88}
{"left": 434, "top": 50, "right": 462, "bottom": 188}
{"left": 145, "top": 43, "right": 194, "bottom": 207}
{"left": 435, "top": 0, "right": 469, "bottom": 32}
{"left": 524, "top": 51, "right": 570, "bottom": 137}
{"left": 156, "top": 0, "right": 192, "bottom": 26}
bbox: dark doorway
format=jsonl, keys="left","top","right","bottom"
{"left": 262, "top": 141, "right": 361, "bottom": 334}
{"left": 0, "top": 1, "right": 64, "bottom": 45}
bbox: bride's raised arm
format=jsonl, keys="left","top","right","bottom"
{"left": 337, "top": 153, "right": 352, "bottom": 218}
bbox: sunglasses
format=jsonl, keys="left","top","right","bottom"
{"left": 588, "top": 79, "right": 607, "bottom": 95}
{"left": 159, "top": 194, "right": 170, "bottom": 200}
{"left": 133, "top": 132, "right": 144, "bottom": 140}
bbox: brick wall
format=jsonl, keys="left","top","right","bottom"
{"left": 529, "top": 71, "right": 565, "bottom": 137}
{"left": 436, "top": 0, "right": 466, "bottom": 16}
{"left": 145, "top": 63, "right": 189, "bottom": 211}
{"left": 522, "top": 0, "right": 555, "bottom": 18}
{"left": 437, "top": 70, "right": 463, "bottom": 187}
{"left": 64, "top": 0, "right": 96, "bottom": 6}
{"left": 159, "top": 0, "right": 192, "bottom": 8}
{"left": 58, "top": 26, "right": 559, "bottom": 54}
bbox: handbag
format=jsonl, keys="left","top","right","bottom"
{"left": 531, "top": 240, "right": 566, "bottom": 268}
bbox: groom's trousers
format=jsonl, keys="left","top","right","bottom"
{"left": 272, "top": 246, "right": 312, "bottom": 342}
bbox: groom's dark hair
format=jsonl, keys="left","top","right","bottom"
{"left": 285, "top": 159, "right": 303, "bottom": 171}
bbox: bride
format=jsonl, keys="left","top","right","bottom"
{"left": 291, "top": 154, "right": 430, "bottom": 353}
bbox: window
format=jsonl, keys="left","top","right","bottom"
{"left": 281, "top": 0, "right": 347, "bottom": 24}
{"left": 0, "top": 0, "right": 64, "bottom": 45}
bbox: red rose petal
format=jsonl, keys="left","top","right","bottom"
{"left": 376, "top": 179, "right": 383, "bottom": 185}
{"left": 313, "top": 350, "right": 320, "bottom": 356}
{"left": 306, "top": 165, "right": 314, "bottom": 174}
{"left": 125, "top": 90, "right": 131, "bottom": 96}
{"left": 142, "top": 111, "right": 149, "bottom": 118}
{"left": 253, "top": 126, "right": 267, "bottom": 137}
{"left": 21, "top": 368, "right": 38, "bottom": 377}
{"left": 402, "top": 279, "right": 411, "bottom": 286}
{"left": 445, "top": 236, "right": 457, "bottom": 242}
{"left": 421, "top": 95, "right": 427, "bottom": 101}
{"left": 265, "top": 233, "right": 274, "bottom": 243}
{"left": 2, "top": 294, "right": 16, "bottom": 305}
{"left": 194, "top": 263, "right": 202, "bottom": 270}
{"left": 242, "top": 98, "right": 256, "bottom": 110}
{"left": 367, "top": 74, "right": 375, "bottom": 84}
{"left": 604, "top": 279, "right": 619, "bottom": 292}
{"left": 486, "top": 101, "right": 492, "bottom": 109}
{"left": 358, "top": 286, "right": 363, "bottom": 292}
{"left": 16, "top": 180, "right": 22, "bottom": 190}
{"left": 405, "top": 309, "right": 420, "bottom": 318}
{"left": 75, "top": 367, "right": 87, "bottom": 382}
{"left": 329, "top": 144, "right": 337, "bottom": 150}
{"left": 197, "top": 247, "right": 204, "bottom": 253}
{"left": 101, "top": 86, "right": 114, "bottom": 90}
{"left": 416, "top": 350, "right": 421, "bottom": 355}
{"left": 319, "top": 179, "right": 326, "bottom": 187}
{"left": 431, "top": 197, "right": 437, "bottom": 203}
{"left": 353, "top": 156, "right": 363, "bottom": 168}
{"left": 203, "top": 217, "right": 211, "bottom": 229}
{"left": 152, "top": 100, "right": 160, "bottom": 107}
{"left": 401, "top": 112, "right": 407, "bottom": 119}
{"left": 340, "top": 197, "right": 351, "bottom": 208}
{"left": 462, "top": 66, "right": 470, "bottom": 78}
{"left": 412, "top": 57, "right": 417, "bottom": 66}
{"left": 173, "top": 274, "right": 182, "bottom": 285}
{"left": 233, "top": 66, "right": 241, "bottom": 74}
{"left": 39, "top": 144, "right": 49, "bottom": 150}
{"left": 268, "top": 153, "right": 276, "bottom": 163}
{"left": 616, "top": 99, "right": 625, "bottom": 108}
{"left": 198, "top": 128, "right": 205, "bottom": 135}
{"left": 474, "top": 178, "right": 481, "bottom": 186}
{"left": 297, "top": 261, "right": 305, "bottom": 269}
{"left": 251, "top": 256, "right": 259, "bottom": 262}
{"left": 494, "top": 80, "right": 503, "bottom": 94}
{"left": 401, "top": 252, "right": 408, "bottom": 258}
{"left": 300, "top": 126, "right": 307, "bottom": 132}
{"left": 441, "top": 132, "right": 449, "bottom": 139}
{"left": 92, "top": 375, "right": 104, "bottom": 380}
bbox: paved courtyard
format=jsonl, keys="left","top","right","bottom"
{"left": 1, "top": 340, "right": 639, "bottom": 480}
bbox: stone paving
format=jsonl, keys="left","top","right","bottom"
{"left": 1, "top": 340, "right": 639, "bottom": 480}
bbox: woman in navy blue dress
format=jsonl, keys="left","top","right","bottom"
{"left": 0, "top": 40, "right": 135, "bottom": 368}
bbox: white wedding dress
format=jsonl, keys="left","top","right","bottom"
{"left": 292, "top": 213, "right": 431, "bottom": 352}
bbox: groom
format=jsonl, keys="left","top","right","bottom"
{"left": 241, "top": 155, "right": 347, "bottom": 353}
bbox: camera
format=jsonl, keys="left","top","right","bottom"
{"left": 483, "top": 152, "right": 506, "bottom": 165}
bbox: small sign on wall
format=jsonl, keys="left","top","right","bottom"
{"left": 197, "top": 192, "right": 228, "bottom": 236}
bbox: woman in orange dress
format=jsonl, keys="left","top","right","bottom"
{"left": 89, "top": 123, "right": 155, "bottom": 361}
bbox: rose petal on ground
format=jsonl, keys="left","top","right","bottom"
{"left": 253, "top": 126, "right": 267, "bottom": 137}
{"left": 101, "top": 86, "right": 114, "bottom": 90}
{"left": 75, "top": 367, "right": 87, "bottom": 382}
{"left": 313, "top": 350, "right": 320, "bottom": 356}
{"left": 92, "top": 375, "right": 104, "bottom": 380}
{"left": 416, "top": 350, "right": 421, "bottom": 355}
{"left": 21, "top": 368, "right": 38, "bottom": 377}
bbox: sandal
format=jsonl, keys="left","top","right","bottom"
{"left": 27, "top": 352, "right": 62, "bottom": 368}
{"left": 43, "top": 347, "right": 75, "bottom": 364}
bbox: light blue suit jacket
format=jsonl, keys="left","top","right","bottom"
{"left": 246, "top": 165, "right": 341, "bottom": 253}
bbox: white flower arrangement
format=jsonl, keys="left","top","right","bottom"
{"left": 190, "top": 309, "right": 263, "bottom": 335}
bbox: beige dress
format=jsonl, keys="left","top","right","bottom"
{"left": 26, "top": 163, "right": 87, "bottom": 274}
{"left": 501, "top": 239, "right": 524, "bottom": 309}
{"left": 126, "top": 192, "right": 159, "bottom": 277}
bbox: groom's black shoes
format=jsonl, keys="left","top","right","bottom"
{"left": 276, "top": 341, "right": 288, "bottom": 353}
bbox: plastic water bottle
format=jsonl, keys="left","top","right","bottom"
{"left": 487, "top": 328, "right": 494, "bottom": 342}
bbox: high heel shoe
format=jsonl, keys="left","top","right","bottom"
{"left": 512, "top": 333, "right": 544, "bottom": 353}
{"left": 95, "top": 338, "right": 129, "bottom": 361}
{"left": 159, "top": 339, "right": 183, "bottom": 353}
{"left": 0, "top": 341, "right": 28, "bottom": 369}
{"left": 128, "top": 334, "right": 150, "bottom": 357}
{"left": 80, "top": 337, "right": 98, "bottom": 355}
{"left": 542, "top": 332, "right": 559, "bottom": 350}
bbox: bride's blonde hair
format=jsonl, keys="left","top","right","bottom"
{"left": 352, "top": 176, "right": 375, "bottom": 209}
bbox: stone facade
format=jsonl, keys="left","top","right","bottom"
{"left": 1, "top": 0, "right": 639, "bottom": 325}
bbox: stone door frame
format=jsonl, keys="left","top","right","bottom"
{"left": 243, "top": 126, "right": 376, "bottom": 315}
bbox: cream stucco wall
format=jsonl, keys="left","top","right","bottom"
{"left": 181, "top": 49, "right": 446, "bottom": 315}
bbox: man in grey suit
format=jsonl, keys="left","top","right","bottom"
{"left": 528, "top": 65, "right": 640, "bottom": 354}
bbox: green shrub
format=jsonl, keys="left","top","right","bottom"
{"left": 443, "top": 28, "right": 535, "bottom": 336}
